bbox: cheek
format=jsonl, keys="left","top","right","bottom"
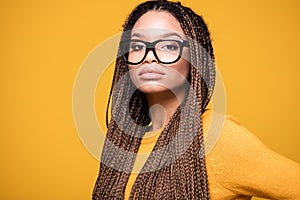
{"left": 128, "top": 69, "right": 141, "bottom": 90}
{"left": 179, "top": 50, "right": 191, "bottom": 79}
{"left": 128, "top": 65, "right": 138, "bottom": 77}
{"left": 128, "top": 67, "right": 138, "bottom": 84}
{"left": 177, "top": 60, "right": 190, "bottom": 80}
{"left": 164, "top": 62, "right": 190, "bottom": 89}
{"left": 128, "top": 65, "right": 135, "bottom": 71}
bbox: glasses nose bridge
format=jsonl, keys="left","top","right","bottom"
{"left": 146, "top": 40, "right": 156, "bottom": 49}
{"left": 145, "top": 41, "right": 157, "bottom": 54}
{"left": 144, "top": 41, "right": 158, "bottom": 62}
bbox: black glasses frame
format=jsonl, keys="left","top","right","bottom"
{"left": 122, "top": 39, "right": 190, "bottom": 65}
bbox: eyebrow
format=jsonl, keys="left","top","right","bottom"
{"left": 131, "top": 32, "right": 184, "bottom": 40}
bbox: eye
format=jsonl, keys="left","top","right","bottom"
{"left": 158, "top": 41, "right": 180, "bottom": 52}
{"left": 130, "top": 43, "right": 145, "bottom": 52}
{"left": 161, "top": 44, "right": 179, "bottom": 51}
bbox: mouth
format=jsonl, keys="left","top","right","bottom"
{"left": 138, "top": 67, "right": 165, "bottom": 80}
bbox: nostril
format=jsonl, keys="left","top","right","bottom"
{"left": 144, "top": 49, "right": 159, "bottom": 63}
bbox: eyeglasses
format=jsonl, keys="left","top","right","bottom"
{"left": 122, "top": 39, "right": 190, "bottom": 65}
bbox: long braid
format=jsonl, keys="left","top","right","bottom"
{"left": 172, "top": 3, "right": 213, "bottom": 198}
{"left": 93, "top": 1, "right": 216, "bottom": 199}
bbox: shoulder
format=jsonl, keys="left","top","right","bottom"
{"left": 201, "top": 108, "right": 268, "bottom": 160}
{"left": 202, "top": 109, "right": 300, "bottom": 199}
{"left": 201, "top": 109, "right": 254, "bottom": 155}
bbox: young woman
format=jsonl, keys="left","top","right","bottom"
{"left": 92, "top": 0, "right": 300, "bottom": 199}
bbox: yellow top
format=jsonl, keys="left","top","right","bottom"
{"left": 125, "top": 128, "right": 163, "bottom": 199}
{"left": 124, "top": 110, "right": 300, "bottom": 199}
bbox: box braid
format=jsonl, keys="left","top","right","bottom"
{"left": 92, "top": 0, "right": 215, "bottom": 199}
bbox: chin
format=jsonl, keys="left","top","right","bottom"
{"left": 136, "top": 83, "right": 169, "bottom": 94}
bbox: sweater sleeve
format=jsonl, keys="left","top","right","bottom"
{"left": 205, "top": 115, "right": 300, "bottom": 199}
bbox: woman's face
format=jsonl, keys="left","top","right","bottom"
{"left": 128, "top": 11, "right": 191, "bottom": 95}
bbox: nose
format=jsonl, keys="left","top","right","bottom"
{"left": 144, "top": 48, "right": 158, "bottom": 64}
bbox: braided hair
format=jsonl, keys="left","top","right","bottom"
{"left": 93, "top": 0, "right": 215, "bottom": 199}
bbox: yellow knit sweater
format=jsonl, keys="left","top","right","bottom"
{"left": 123, "top": 109, "right": 300, "bottom": 199}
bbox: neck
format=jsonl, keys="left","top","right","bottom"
{"left": 147, "top": 86, "right": 188, "bottom": 131}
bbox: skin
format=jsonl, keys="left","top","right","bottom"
{"left": 128, "top": 11, "right": 191, "bottom": 131}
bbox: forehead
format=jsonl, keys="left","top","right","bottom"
{"left": 131, "top": 11, "right": 185, "bottom": 40}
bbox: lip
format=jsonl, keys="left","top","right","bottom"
{"left": 138, "top": 67, "right": 165, "bottom": 80}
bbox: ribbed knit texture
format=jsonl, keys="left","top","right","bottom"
{"left": 124, "top": 109, "right": 300, "bottom": 199}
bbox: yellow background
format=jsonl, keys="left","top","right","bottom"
{"left": 1, "top": 0, "right": 299, "bottom": 199}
